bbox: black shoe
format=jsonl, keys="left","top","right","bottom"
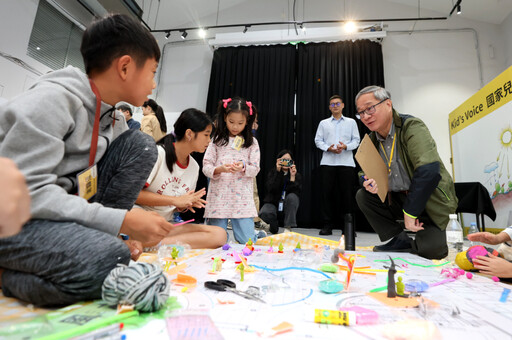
{"left": 269, "top": 223, "right": 279, "bottom": 234}
{"left": 319, "top": 226, "right": 333, "bottom": 236}
{"left": 373, "top": 236, "right": 412, "bottom": 252}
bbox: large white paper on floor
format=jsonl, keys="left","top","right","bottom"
{"left": 125, "top": 244, "right": 512, "bottom": 339}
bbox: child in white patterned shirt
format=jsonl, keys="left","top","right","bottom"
{"left": 203, "top": 97, "right": 264, "bottom": 244}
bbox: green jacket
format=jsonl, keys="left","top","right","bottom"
{"left": 368, "top": 109, "right": 458, "bottom": 230}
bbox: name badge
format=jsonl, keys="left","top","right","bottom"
{"left": 231, "top": 136, "right": 245, "bottom": 151}
{"left": 77, "top": 164, "right": 98, "bottom": 200}
{"left": 278, "top": 201, "right": 284, "bottom": 212}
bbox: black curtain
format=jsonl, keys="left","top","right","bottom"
{"left": 204, "top": 44, "right": 297, "bottom": 207}
{"left": 200, "top": 40, "right": 384, "bottom": 229}
{"left": 295, "top": 40, "right": 385, "bottom": 228}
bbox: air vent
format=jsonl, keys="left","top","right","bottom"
{"left": 78, "top": 0, "right": 143, "bottom": 19}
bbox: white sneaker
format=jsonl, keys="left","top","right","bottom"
{"left": 256, "top": 230, "right": 267, "bottom": 239}
{"left": 283, "top": 227, "right": 292, "bottom": 233}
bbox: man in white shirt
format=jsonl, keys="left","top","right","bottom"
{"left": 314, "top": 95, "right": 360, "bottom": 235}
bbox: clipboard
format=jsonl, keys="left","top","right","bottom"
{"left": 355, "top": 134, "right": 388, "bottom": 203}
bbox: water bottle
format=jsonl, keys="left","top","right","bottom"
{"left": 467, "top": 222, "right": 479, "bottom": 246}
{"left": 344, "top": 213, "right": 355, "bottom": 251}
{"left": 446, "top": 214, "right": 463, "bottom": 262}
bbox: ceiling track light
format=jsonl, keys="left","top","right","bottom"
{"left": 153, "top": 17, "right": 447, "bottom": 39}
{"left": 449, "top": 0, "right": 462, "bottom": 16}
{"left": 165, "top": 31, "right": 170, "bottom": 39}
{"left": 198, "top": 28, "right": 206, "bottom": 38}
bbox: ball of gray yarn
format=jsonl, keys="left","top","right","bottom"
{"left": 331, "top": 248, "right": 344, "bottom": 263}
{"left": 333, "top": 248, "right": 344, "bottom": 256}
{"left": 102, "top": 262, "right": 170, "bottom": 312}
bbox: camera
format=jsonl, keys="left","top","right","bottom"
{"left": 280, "top": 159, "right": 294, "bottom": 167}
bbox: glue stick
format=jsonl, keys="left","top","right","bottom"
{"left": 338, "top": 306, "right": 379, "bottom": 325}
{"left": 314, "top": 309, "right": 356, "bottom": 326}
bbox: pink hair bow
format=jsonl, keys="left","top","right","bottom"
{"left": 222, "top": 98, "right": 232, "bottom": 108}
{"left": 246, "top": 101, "right": 253, "bottom": 115}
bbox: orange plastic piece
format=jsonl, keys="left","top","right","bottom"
{"left": 165, "top": 262, "right": 187, "bottom": 276}
{"left": 367, "top": 292, "right": 439, "bottom": 308}
{"left": 172, "top": 273, "right": 197, "bottom": 287}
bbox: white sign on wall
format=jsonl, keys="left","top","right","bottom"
{"left": 449, "top": 66, "right": 512, "bottom": 230}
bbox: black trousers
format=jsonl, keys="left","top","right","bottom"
{"left": 259, "top": 193, "right": 300, "bottom": 233}
{"left": 320, "top": 165, "right": 354, "bottom": 227}
{"left": 355, "top": 188, "right": 448, "bottom": 260}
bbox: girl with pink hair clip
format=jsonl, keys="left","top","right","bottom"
{"left": 203, "top": 97, "right": 264, "bottom": 244}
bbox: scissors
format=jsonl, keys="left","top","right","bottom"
{"left": 204, "top": 279, "right": 266, "bottom": 304}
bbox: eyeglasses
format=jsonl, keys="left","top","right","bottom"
{"left": 329, "top": 102, "right": 342, "bottom": 107}
{"left": 355, "top": 98, "right": 388, "bottom": 119}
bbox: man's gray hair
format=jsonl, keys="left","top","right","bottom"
{"left": 355, "top": 86, "right": 391, "bottom": 103}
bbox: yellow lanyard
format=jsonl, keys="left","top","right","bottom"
{"left": 380, "top": 132, "right": 396, "bottom": 174}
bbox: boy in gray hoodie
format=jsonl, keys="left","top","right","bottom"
{"left": 0, "top": 14, "right": 174, "bottom": 306}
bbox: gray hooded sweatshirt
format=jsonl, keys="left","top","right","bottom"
{"left": 0, "top": 66, "right": 129, "bottom": 235}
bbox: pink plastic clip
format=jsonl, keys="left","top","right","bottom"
{"left": 246, "top": 101, "right": 253, "bottom": 115}
{"left": 222, "top": 98, "right": 232, "bottom": 108}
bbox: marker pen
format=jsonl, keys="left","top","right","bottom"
{"left": 173, "top": 219, "right": 194, "bottom": 226}
{"left": 314, "top": 309, "right": 356, "bottom": 326}
{"left": 360, "top": 175, "right": 373, "bottom": 188}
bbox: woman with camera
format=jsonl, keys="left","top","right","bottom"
{"left": 259, "top": 149, "right": 302, "bottom": 234}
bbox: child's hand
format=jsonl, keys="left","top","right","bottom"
{"left": 473, "top": 253, "right": 512, "bottom": 278}
{"left": 231, "top": 161, "right": 244, "bottom": 172}
{"left": 0, "top": 158, "right": 31, "bottom": 237}
{"left": 121, "top": 208, "right": 173, "bottom": 246}
{"left": 467, "top": 232, "right": 501, "bottom": 245}
{"left": 215, "top": 164, "right": 234, "bottom": 174}
{"left": 173, "top": 188, "right": 207, "bottom": 213}
{"left": 124, "top": 239, "right": 143, "bottom": 261}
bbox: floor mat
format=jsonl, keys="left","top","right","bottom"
{"left": 255, "top": 231, "right": 374, "bottom": 251}
{"left": 0, "top": 233, "right": 372, "bottom": 323}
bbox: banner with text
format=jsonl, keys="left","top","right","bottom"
{"left": 450, "top": 66, "right": 512, "bottom": 230}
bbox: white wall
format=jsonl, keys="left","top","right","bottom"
{"left": 0, "top": 0, "right": 93, "bottom": 100}
{"left": 382, "top": 21, "right": 506, "bottom": 170}
{"left": 502, "top": 11, "right": 512, "bottom": 68}
{"left": 154, "top": 41, "right": 213, "bottom": 113}
{"left": 0, "top": 0, "right": 51, "bottom": 99}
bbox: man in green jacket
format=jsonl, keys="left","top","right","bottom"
{"left": 355, "top": 86, "right": 457, "bottom": 259}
